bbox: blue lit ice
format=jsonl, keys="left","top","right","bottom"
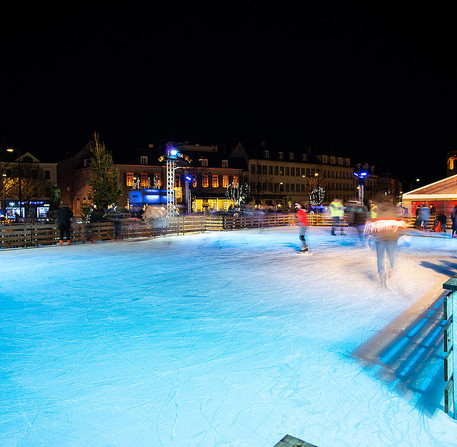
{"left": 1, "top": 227, "right": 457, "bottom": 446}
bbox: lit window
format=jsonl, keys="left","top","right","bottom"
{"left": 202, "top": 175, "right": 209, "bottom": 187}
{"left": 126, "top": 172, "right": 134, "bottom": 187}
{"left": 201, "top": 158, "right": 208, "bottom": 167}
{"left": 222, "top": 175, "right": 229, "bottom": 188}
{"left": 141, "top": 172, "right": 148, "bottom": 187}
{"left": 264, "top": 150, "right": 270, "bottom": 159}
{"left": 233, "top": 175, "right": 239, "bottom": 186}
{"left": 278, "top": 152, "right": 284, "bottom": 159}
{"left": 212, "top": 175, "right": 219, "bottom": 188}
{"left": 156, "top": 174, "right": 162, "bottom": 187}
{"left": 222, "top": 160, "right": 228, "bottom": 168}
{"left": 289, "top": 152, "right": 294, "bottom": 160}
{"left": 140, "top": 156, "right": 148, "bottom": 165}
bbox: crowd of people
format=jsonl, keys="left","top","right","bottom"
{"left": 294, "top": 195, "right": 453, "bottom": 287}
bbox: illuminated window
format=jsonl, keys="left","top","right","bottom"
{"left": 222, "top": 175, "right": 229, "bottom": 188}
{"left": 278, "top": 152, "right": 284, "bottom": 159}
{"left": 140, "top": 156, "right": 148, "bottom": 165}
{"left": 201, "top": 158, "right": 208, "bottom": 167}
{"left": 289, "top": 152, "right": 294, "bottom": 160}
{"left": 222, "top": 160, "right": 228, "bottom": 168}
{"left": 212, "top": 175, "right": 219, "bottom": 188}
{"left": 156, "top": 174, "right": 162, "bottom": 187}
{"left": 232, "top": 175, "right": 239, "bottom": 186}
{"left": 202, "top": 175, "right": 209, "bottom": 187}
{"left": 264, "top": 150, "right": 270, "bottom": 158}
{"left": 126, "top": 172, "right": 134, "bottom": 186}
{"left": 141, "top": 172, "right": 148, "bottom": 187}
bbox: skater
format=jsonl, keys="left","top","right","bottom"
{"left": 329, "top": 197, "right": 345, "bottom": 235}
{"left": 364, "top": 194, "right": 406, "bottom": 286}
{"left": 418, "top": 203, "right": 430, "bottom": 231}
{"left": 451, "top": 205, "right": 457, "bottom": 238}
{"left": 57, "top": 202, "right": 73, "bottom": 245}
{"left": 351, "top": 203, "right": 369, "bottom": 245}
{"left": 295, "top": 202, "right": 309, "bottom": 253}
{"left": 85, "top": 206, "right": 104, "bottom": 243}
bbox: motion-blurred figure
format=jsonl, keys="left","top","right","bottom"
{"left": 364, "top": 194, "right": 406, "bottom": 287}
{"left": 329, "top": 197, "right": 345, "bottom": 236}
{"left": 451, "top": 205, "right": 457, "bottom": 238}
{"left": 418, "top": 203, "right": 430, "bottom": 231}
{"left": 348, "top": 202, "right": 369, "bottom": 246}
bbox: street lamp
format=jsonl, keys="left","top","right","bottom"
{"left": 7, "top": 148, "right": 22, "bottom": 219}
{"left": 353, "top": 164, "right": 368, "bottom": 205}
{"left": 184, "top": 174, "right": 193, "bottom": 213}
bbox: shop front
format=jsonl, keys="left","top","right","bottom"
{"left": 5, "top": 200, "right": 50, "bottom": 220}
{"left": 401, "top": 175, "right": 457, "bottom": 217}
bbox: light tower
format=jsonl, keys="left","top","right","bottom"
{"left": 159, "top": 143, "right": 192, "bottom": 218}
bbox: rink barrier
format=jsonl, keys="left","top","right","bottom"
{"left": 443, "top": 276, "right": 456, "bottom": 417}
{"left": 0, "top": 214, "right": 436, "bottom": 249}
{"left": 273, "top": 434, "right": 317, "bottom": 446}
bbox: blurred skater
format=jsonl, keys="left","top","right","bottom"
{"left": 295, "top": 202, "right": 309, "bottom": 253}
{"left": 418, "top": 203, "right": 430, "bottom": 231}
{"left": 364, "top": 194, "right": 406, "bottom": 287}
{"left": 451, "top": 205, "right": 457, "bottom": 238}
{"left": 348, "top": 203, "right": 369, "bottom": 246}
{"left": 329, "top": 197, "right": 345, "bottom": 235}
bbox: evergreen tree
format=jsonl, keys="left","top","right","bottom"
{"left": 87, "top": 132, "right": 122, "bottom": 211}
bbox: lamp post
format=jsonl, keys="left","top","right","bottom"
{"left": 353, "top": 164, "right": 368, "bottom": 205}
{"left": 184, "top": 174, "right": 192, "bottom": 214}
{"left": 7, "top": 148, "right": 22, "bottom": 219}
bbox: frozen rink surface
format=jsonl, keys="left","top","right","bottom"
{"left": 1, "top": 226, "right": 457, "bottom": 447}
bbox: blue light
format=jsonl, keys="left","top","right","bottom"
{"left": 185, "top": 175, "right": 192, "bottom": 182}
{"left": 169, "top": 149, "right": 178, "bottom": 157}
{"left": 360, "top": 171, "right": 368, "bottom": 177}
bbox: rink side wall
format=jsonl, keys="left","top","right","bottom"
{"left": 0, "top": 214, "right": 427, "bottom": 249}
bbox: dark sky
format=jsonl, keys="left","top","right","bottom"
{"left": 1, "top": 1, "right": 456, "bottom": 183}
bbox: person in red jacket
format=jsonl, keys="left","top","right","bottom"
{"left": 295, "top": 202, "right": 309, "bottom": 253}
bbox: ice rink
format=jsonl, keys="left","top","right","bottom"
{"left": 1, "top": 226, "right": 457, "bottom": 446}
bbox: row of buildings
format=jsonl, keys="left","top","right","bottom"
{"left": 0, "top": 140, "right": 402, "bottom": 219}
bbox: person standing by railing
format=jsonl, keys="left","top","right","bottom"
{"left": 57, "top": 202, "right": 73, "bottom": 246}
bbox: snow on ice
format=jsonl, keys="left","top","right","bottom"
{"left": 1, "top": 226, "right": 457, "bottom": 446}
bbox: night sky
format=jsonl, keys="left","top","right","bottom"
{"left": 1, "top": 1, "right": 456, "bottom": 184}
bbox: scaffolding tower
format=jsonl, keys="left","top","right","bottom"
{"left": 166, "top": 158, "right": 177, "bottom": 218}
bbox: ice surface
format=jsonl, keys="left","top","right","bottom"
{"left": 1, "top": 227, "right": 457, "bottom": 446}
